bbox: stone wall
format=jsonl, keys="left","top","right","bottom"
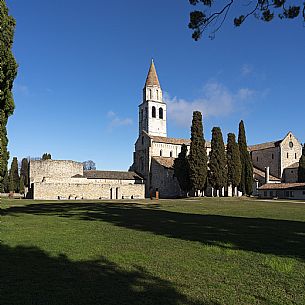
{"left": 258, "top": 188, "right": 305, "bottom": 200}
{"left": 280, "top": 132, "right": 302, "bottom": 177}
{"left": 33, "top": 179, "right": 145, "bottom": 200}
{"left": 150, "top": 159, "right": 181, "bottom": 198}
{"left": 283, "top": 167, "right": 299, "bottom": 183}
{"left": 251, "top": 147, "right": 280, "bottom": 178}
{"left": 30, "top": 160, "right": 83, "bottom": 183}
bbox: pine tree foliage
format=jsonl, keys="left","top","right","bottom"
{"left": 174, "top": 144, "right": 191, "bottom": 194}
{"left": 188, "top": 111, "right": 208, "bottom": 195}
{"left": 208, "top": 127, "right": 227, "bottom": 193}
{"left": 227, "top": 133, "right": 242, "bottom": 192}
{"left": 9, "top": 157, "right": 19, "bottom": 193}
{"left": 0, "top": 1, "right": 18, "bottom": 192}
{"left": 20, "top": 158, "right": 29, "bottom": 187}
{"left": 238, "top": 120, "right": 253, "bottom": 195}
{"left": 298, "top": 145, "right": 305, "bottom": 182}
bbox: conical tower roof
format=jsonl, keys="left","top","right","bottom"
{"left": 144, "top": 59, "right": 160, "bottom": 87}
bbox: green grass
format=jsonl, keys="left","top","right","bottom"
{"left": 0, "top": 197, "right": 305, "bottom": 305}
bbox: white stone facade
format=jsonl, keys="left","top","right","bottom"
{"left": 249, "top": 132, "right": 302, "bottom": 184}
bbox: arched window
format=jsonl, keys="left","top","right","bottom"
{"left": 159, "top": 107, "right": 163, "bottom": 119}
{"left": 170, "top": 151, "right": 173, "bottom": 157}
{"left": 160, "top": 150, "right": 162, "bottom": 157}
{"left": 149, "top": 89, "right": 152, "bottom": 100}
{"left": 156, "top": 90, "right": 159, "bottom": 100}
{"left": 141, "top": 136, "right": 144, "bottom": 145}
{"left": 152, "top": 106, "right": 156, "bottom": 118}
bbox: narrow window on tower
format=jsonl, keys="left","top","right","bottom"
{"left": 170, "top": 151, "right": 173, "bottom": 157}
{"left": 160, "top": 150, "right": 163, "bottom": 157}
{"left": 152, "top": 106, "right": 156, "bottom": 118}
{"left": 295, "top": 153, "right": 297, "bottom": 159}
{"left": 156, "top": 89, "right": 159, "bottom": 100}
{"left": 159, "top": 107, "right": 163, "bottom": 119}
{"left": 149, "top": 89, "right": 152, "bottom": 100}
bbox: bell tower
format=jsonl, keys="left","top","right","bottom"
{"left": 139, "top": 59, "right": 167, "bottom": 137}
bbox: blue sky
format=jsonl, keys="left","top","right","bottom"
{"left": 6, "top": 0, "right": 305, "bottom": 170}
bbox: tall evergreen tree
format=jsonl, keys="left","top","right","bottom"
{"left": 20, "top": 158, "right": 29, "bottom": 187}
{"left": 209, "top": 127, "right": 227, "bottom": 195}
{"left": 238, "top": 120, "right": 253, "bottom": 195}
{"left": 9, "top": 157, "right": 19, "bottom": 193}
{"left": 298, "top": 145, "right": 305, "bottom": 182}
{"left": 3, "top": 170, "right": 9, "bottom": 192}
{"left": 227, "top": 133, "right": 242, "bottom": 196}
{"left": 188, "top": 111, "right": 208, "bottom": 196}
{"left": 19, "top": 175, "right": 25, "bottom": 194}
{"left": 42, "top": 153, "right": 51, "bottom": 160}
{"left": 174, "top": 144, "right": 191, "bottom": 195}
{"left": 0, "top": 1, "right": 18, "bottom": 192}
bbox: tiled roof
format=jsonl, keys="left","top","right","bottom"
{"left": 152, "top": 157, "right": 175, "bottom": 169}
{"left": 259, "top": 182, "right": 305, "bottom": 190}
{"left": 248, "top": 140, "right": 282, "bottom": 152}
{"left": 145, "top": 59, "right": 160, "bottom": 87}
{"left": 253, "top": 166, "right": 281, "bottom": 181}
{"left": 143, "top": 131, "right": 211, "bottom": 147}
{"left": 80, "top": 170, "right": 143, "bottom": 180}
{"left": 151, "top": 135, "right": 191, "bottom": 145}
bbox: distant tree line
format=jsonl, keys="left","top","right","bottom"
{"left": 174, "top": 111, "right": 253, "bottom": 197}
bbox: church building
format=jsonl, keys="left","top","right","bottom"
{"left": 26, "top": 60, "right": 303, "bottom": 200}
{"left": 131, "top": 60, "right": 303, "bottom": 198}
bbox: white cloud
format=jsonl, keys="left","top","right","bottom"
{"left": 107, "top": 111, "right": 133, "bottom": 129}
{"left": 241, "top": 64, "right": 253, "bottom": 76}
{"left": 164, "top": 81, "right": 255, "bottom": 127}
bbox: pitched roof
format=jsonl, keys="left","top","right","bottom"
{"left": 151, "top": 135, "right": 191, "bottom": 145}
{"left": 79, "top": 170, "right": 143, "bottom": 180}
{"left": 152, "top": 157, "right": 175, "bottom": 169}
{"left": 248, "top": 140, "right": 282, "bottom": 152}
{"left": 143, "top": 131, "right": 211, "bottom": 147}
{"left": 285, "top": 162, "right": 299, "bottom": 169}
{"left": 145, "top": 59, "right": 160, "bottom": 87}
{"left": 259, "top": 182, "right": 305, "bottom": 190}
{"left": 253, "top": 166, "right": 281, "bottom": 181}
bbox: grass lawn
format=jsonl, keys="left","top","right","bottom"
{"left": 0, "top": 197, "right": 304, "bottom": 305}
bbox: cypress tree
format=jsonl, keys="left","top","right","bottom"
{"left": 19, "top": 175, "right": 25, "bottom": 194}
{"left": 42, "top": 153, "right": 51, "bottom": 160}
{"left": 238, "top": 120, "right": 253, "bottom": 195}
{"left": 298, "top": 145, "right": 305, "bottom": 182}
{"left": 174, "top": 144, "right": 191, "bottom": 196}
{"left": 209, "top": 127, "right": 227, "bottom": 195}
{"left": 9, "top": 157, "right": 19, "bottom": 193}
{"left": 227, "top": 133, "right": 242, "bottom": 196}
{"left": 3, "top": 170, "right": 9, "bottom": 192}
{"left": 20, "top": 158, "right": 29, "bottom": 187}
{"left": 188, "top": 111, "right": 208, "bottom": 196}
{"left": 0, "top": 1, "right": 18, "bottom": 192}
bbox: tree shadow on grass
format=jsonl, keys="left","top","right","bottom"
{"left": 0, "top": 243, "right": 214, "bottom": 305}
{"left": 3, "top": 201, "right": 305, "bottom": 260}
